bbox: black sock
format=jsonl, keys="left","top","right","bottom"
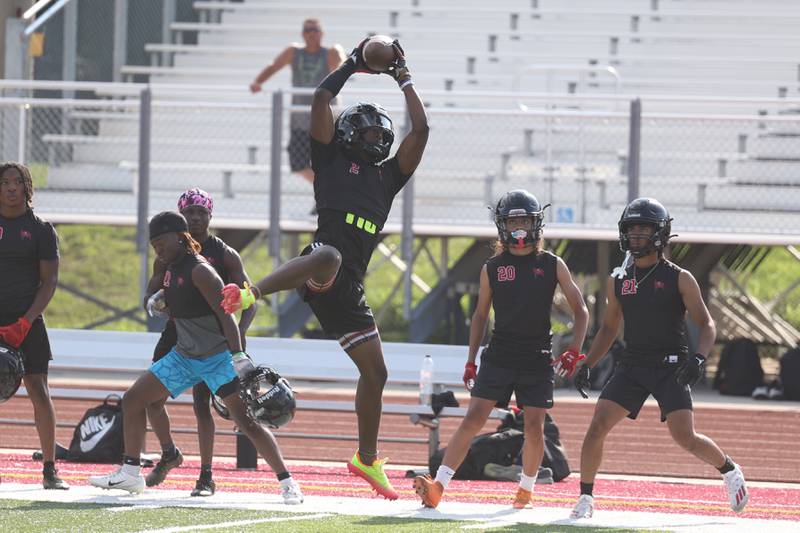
{"left": 43, "top": 461, "right": 55, "bottom": 474}
{"left": 161, "top": 443, "right": 177, "bottom": 457}
{"left": 718, "top": 456, "right": 735, "bottom": 474}
{"left": 276, "top": 471, "right": 291, "bottom": 482}
{"left": 200, "top": 464, "right": 212, "bottom": 480}
{"left": 123, "top": 455, "right": 141, "bottom": 467}
{"left": 580, "top": 482, "right": 594, "bottom": 496}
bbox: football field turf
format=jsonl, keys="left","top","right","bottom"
{"left": 2, "top": 454, "right": 799, "bottom": 532}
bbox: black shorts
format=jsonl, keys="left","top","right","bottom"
{"left": 153, "top": 319, "right": 178, "bottom": 362}
{"left": 471, "top": 360, "right": 554, "bottom": 409}
{"left": 297, "top": 243, "right": 377, "bottom": 352}
{"left": 288, "top": 127, "right": 311, "bottom": 172}
{"left": 0, "top": 315, "right": 52, "bottom": 375}
{"left": 600, "top": 363, "right": 693, "bottom": 422}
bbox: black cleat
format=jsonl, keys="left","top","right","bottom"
{"left": 43, "top": 470, "right": 70, "bottom": 490}
{"left": 190, "top": 477, "right": 216, "bottom": 497}
{"left": 145, "top": 449, "right": 184, "bottom": 487}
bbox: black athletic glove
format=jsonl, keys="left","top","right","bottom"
{"left": 347, "top": 38, "right": 380, "bottom": 74}
{"left": 676, "top": 354, "right": 706, "bottom": 387}
{"left": 386, "top": 40, "right": 412, "bottom": 88}
{"left": 575, "top": 365, "right": 590, "bottom": 399}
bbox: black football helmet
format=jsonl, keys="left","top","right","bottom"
{"left": 494, "top": 190, "right": 549, "bottom": 247}
{"left": 239, "top": 366, "right": 296, "bottom": 429}
{"left": 618, "top": 197, "right": 673, "bottom": 257}
{"left": 335, "top": 102, "right": 394, "bottom": 164}
{"left": 0, "top": 340, "right": 24, "bottom": 404}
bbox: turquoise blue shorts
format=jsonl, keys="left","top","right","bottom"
{"left": 149, "top": 347, "right": 237, "bottom": 399}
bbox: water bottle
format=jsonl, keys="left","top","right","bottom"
{"left": 419, "top": 355, "right": 434, "bottom": 405}
{"left": 232, "top": 351, "right": 256, "bottom": 380}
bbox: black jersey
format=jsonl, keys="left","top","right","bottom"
{"left": 614, "top": 259, "right": 688, "bottom": 365}
{"left": 310, "top": 138, "right": 412, "bottom": 278}
{"left": 483, "top": 250, "right": 558, "bottom": 369}
{"left": 199, "top": 235, "right": 231, "bottom": 283}
{"left": 163, "top": 253, "right": 213, "bottom": 319}
{"left": 0, "top": 209, "right": 59, "bottom": 317}
{"left": 163, "top": 252, "right": 227, "bottom": 358}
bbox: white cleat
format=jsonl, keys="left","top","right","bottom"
{"left": 89, "top": 468, "right": 145, "bottom": 494}
{"left": 281, "top": 478, "right": 304, "bottom": 505}
{"left": 723, "top": 463, "right": 749, "bottom": 513}
{"left": 570, "top": 494, "right": 594, "bottom": 519}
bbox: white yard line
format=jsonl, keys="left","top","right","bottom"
{"left": 137, "top": 513, "right": 332, "bottom": 533}
{"left": 0, "top": 483, "right": 798, "bottom": 533}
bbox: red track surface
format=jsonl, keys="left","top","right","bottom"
{"left": 2, "top": 454, "right": 799, "bottom": 521}
{"left": 1, "top": 390, "right": 799, "bottom": 482}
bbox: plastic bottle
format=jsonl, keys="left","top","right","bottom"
{"left": 419, "top": 355, "right": 434, "bottom": 405}
{"left": 232, "top": 351, "right": 257, "bottom": 380}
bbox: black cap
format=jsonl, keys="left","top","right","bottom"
{"left": 149, "top": 211, "right": 188, "bottom": 240}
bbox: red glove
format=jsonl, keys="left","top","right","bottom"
{"left": 463, "top": 362, "right": 478, "bottom": 390}
{"left": 552, "top": 349, "right": 586, "bottom": 378}
{"left": 0, "top": 317, "right": 32, "bottom": 349}
{"left": 221, "top": 283, "right": 258, "bottom": 314}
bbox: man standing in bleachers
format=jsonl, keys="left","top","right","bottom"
{"left": 250, "top": 18, "right": 345, "bottom": 185}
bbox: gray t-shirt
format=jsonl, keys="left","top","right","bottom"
{"left": 174, "top": 315, "right": 229, "bottom": 359}
{"left": 291, "top": 46, "right": 330, "bottom": 129}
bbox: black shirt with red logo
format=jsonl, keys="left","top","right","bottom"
{"left": 614, "top": 259, "right": 688, "bottom": 365}
{"left": 199, "top": 234, "right": 230, "bottom": 283}
{"left": 310, "top": 138, "right": 412, "bottom": 278}
{"left": 483, "top": 250, "right": 558, "bottom": 370}
{"left": 0, "top": 209, "right": 59, "bottom": 318}
{"left": 163, "top": 253, "right": 213, "bottom": 319}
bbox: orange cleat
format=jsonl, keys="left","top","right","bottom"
{"left": 513, "top": 487, "right": 532, "bottom": 509}
{"left": 413, "top": 475, "right": 444, "bottom": 508}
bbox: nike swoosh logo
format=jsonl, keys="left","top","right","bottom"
{"left": 79, "top": 416, "right": 115, "bottom": 452}
{"left": 108, "top": 480, "right": 126, "bottom": 487}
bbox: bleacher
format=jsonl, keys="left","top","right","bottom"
{"left": 11, "top": 0, "right": 799, "bottom": 239}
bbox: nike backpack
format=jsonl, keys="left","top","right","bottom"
{"left": 67, "top": 394, "right": 124, "bottom": 463}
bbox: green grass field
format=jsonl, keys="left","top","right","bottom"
{"left": 0, "top": 499, "right": 657, "bottom": 533}
{"left": 45, "top": 225, "right": 800, "bottom": 343}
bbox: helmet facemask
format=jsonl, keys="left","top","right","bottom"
{"left": 239, "top": 366, "right": 296, "bottom": 429}
{"left": 618, "top": 220, "right": 670, "bottom": 257}
{"left": 335, "top": 104, "right": 394, "bottom": 164}
{"left": 496, "top": 211, "right": 544, "bottom": 248}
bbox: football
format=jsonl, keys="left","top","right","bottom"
{"left": 361, "top": 35, "right": 398, "bottom": 72}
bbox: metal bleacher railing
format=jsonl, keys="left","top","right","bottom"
{"left": 3, "top": 79, "right": 800, "bottom": 333}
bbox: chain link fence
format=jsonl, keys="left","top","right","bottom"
{"left": 3, "top": 83, "right": 800, "bottom": 238}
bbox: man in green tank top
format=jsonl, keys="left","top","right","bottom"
{"left": 250, "top": 18, "right": 345, "bottom": 185}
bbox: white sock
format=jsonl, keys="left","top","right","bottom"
{"left": 434, "top": 465, "right": 456, "bottom": 488}
{"left": 121, "top": 463, "right": 141, "bottom": 477}
{"left": 520, "top": 473, "right": 536, "bottom": 492}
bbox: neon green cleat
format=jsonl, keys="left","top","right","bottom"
{"left": 347, "top": 452, "right": 399, "bottom": 500}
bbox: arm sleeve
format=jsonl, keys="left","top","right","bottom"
{"left": 310, "top": 136, "right": 338, "bottom": 173}
{"left": 37, "top": 221, "right": 59, "bottom": 261}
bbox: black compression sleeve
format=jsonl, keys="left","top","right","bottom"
{"left": 318, "top": 59, "right": 357, "bottom": 98}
